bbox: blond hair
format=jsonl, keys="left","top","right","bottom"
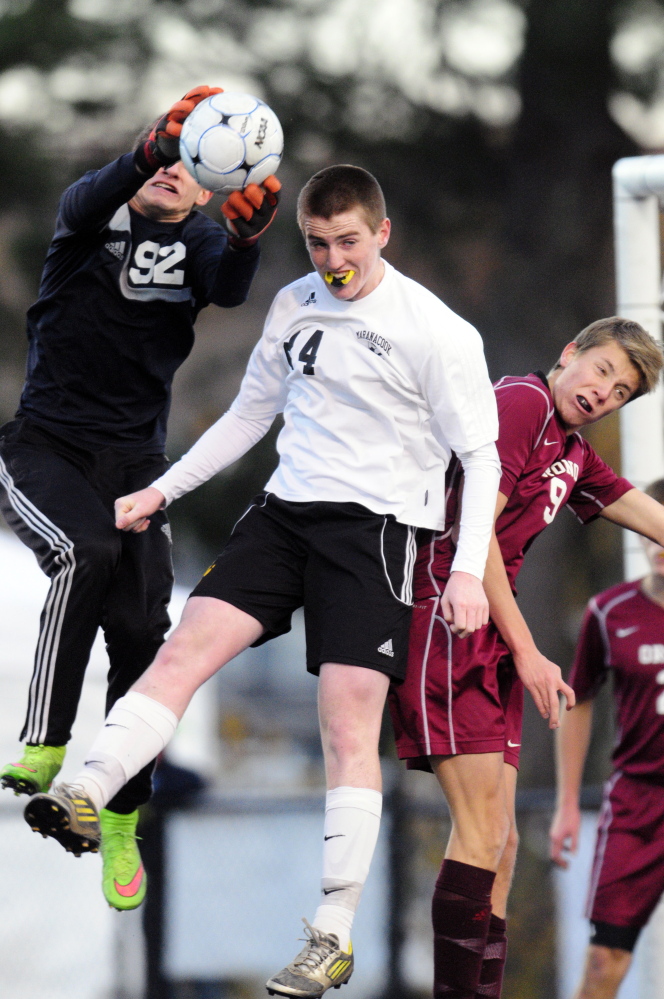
{"left": 550, "top": 317, "right": 663, "bottom": 399}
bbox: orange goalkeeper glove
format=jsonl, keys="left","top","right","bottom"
{"left": 134, "top": 85, "right": 223, "bottom": 175}
{"left": 221, "top": 175, "right": 282, "bottom": 247}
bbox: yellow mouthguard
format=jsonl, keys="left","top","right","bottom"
{"left": 324, "top": 270, "right": 355, "bottom": 286}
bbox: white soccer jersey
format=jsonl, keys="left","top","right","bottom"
{"left": 224, "top": 261, "right": 498, "bottom": 530}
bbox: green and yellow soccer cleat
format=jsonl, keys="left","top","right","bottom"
{"left": 24, "top": 783, "right": 101, "bottom": 856}
{"left": 266, "top": 920, "right": 354, "bottom": 997}
{"left": 100, "top": 808, "right": 147, "bottom": 911}
{"left": 1, "top": 744, "right": 66, "bottom": 796}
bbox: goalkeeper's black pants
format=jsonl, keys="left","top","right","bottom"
{"left": 0, "top": 417, "right": 173, "bottom": 813}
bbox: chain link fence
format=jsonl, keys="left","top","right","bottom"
{"left": 136, "top": 773, "right": 559, "bottom": 999}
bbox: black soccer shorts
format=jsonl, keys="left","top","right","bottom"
{"left": 191, "top": 492, "right": 420, "bottom": 681}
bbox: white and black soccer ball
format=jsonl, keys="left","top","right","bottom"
{"left": 179, "top": 92, "right": 283, "bottom": 194}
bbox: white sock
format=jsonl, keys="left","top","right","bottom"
{"left": 69, "top": 692, "right": 178, "bottom": 812}
{"left": 312, "top": 786, "right": 382, "bottom": 951}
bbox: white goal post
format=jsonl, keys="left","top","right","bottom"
{"left": 613, "top": 155, "right": 664, "bottom": 577}
{"left": 612, "top": 154, "right": 664, "bottom": 995}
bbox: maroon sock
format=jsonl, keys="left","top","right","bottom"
{"left": 432, "top": 859, "right": 495, "bottom": 999}
{"left": 475, "top": 914, "right": 507, "bottom": 998}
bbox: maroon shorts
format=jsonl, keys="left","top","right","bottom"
{"left": 388, "top": 595, "right": 524, "bottom": 771}
{"left": 586, "top": 772, "right": 664, "bottom": 929}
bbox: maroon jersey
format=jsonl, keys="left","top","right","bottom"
{"left": 571, "top": 581, "right": 664, "bottom": 780}
{"left": 414, "top": 371, "right": 633, "bottom": 599}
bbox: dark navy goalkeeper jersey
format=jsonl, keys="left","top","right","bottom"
{"left": 17, "top": 153, "right": 260, "bottom": 450}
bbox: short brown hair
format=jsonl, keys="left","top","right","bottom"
{"left": 646, "top": 478, "right": 664, "bottom": 505}
{"left": 550, "top": 317, "right": 663, "bottom": 399}
{"left": 297, "top": 165, "right": 387, "bottom": 233}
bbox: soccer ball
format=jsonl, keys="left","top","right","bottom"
{"left": 179, "top": 92, "right": 283, "bottom": 194}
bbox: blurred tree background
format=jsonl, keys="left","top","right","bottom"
{"left": 1, "top": 0, "right": 664, "bottom": 789}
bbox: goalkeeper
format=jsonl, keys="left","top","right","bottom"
{"left": 0, "top": 85, "right": 279, "bottom": 911}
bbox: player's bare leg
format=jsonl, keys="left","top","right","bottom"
{"left": 266, "top": 663, "right": 388, "bottom": 997}
{"left": 434, "top": 752, "right": 510, "bottom": 870}
{"left": 471, "top": 762, "right": 518, "bottom": 999}
{"left": 25, "top": 597, "right": 264, "bottom": 848}
{"left": 573, "top": 944, "right": 632, "bottom": 999}
{"left": 488, "top": 763, "right": 519, "bottom": 917}
{"left": 132, "top": 596, "right": 264, "bottom": 715}
{"left": 318, "top": 662, "right": 389, "bottom": 791}
{"left": 428, "top": 752, "right": 510, "bottom": 998}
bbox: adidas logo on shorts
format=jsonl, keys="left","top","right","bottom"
{"left": 377, "top": 638, "right": 394, "bottom": 657}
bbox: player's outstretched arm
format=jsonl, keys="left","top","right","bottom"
{"left": 483, "top": 493, "right": 575, "bottom": 728}
{"left": 601, "top": 487, "right": 664, "bottom": 545}
{"left": 549, "top": 700, "right": 593, "bottom": 867}
{"left": 114, "top": 408, "right": 276, "bottom": 534}
{"left": 115, "top": 487, "right": 165, "bottom": 533}
{"left": 114, "top": 322, "right": 287, "bottom": 534}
